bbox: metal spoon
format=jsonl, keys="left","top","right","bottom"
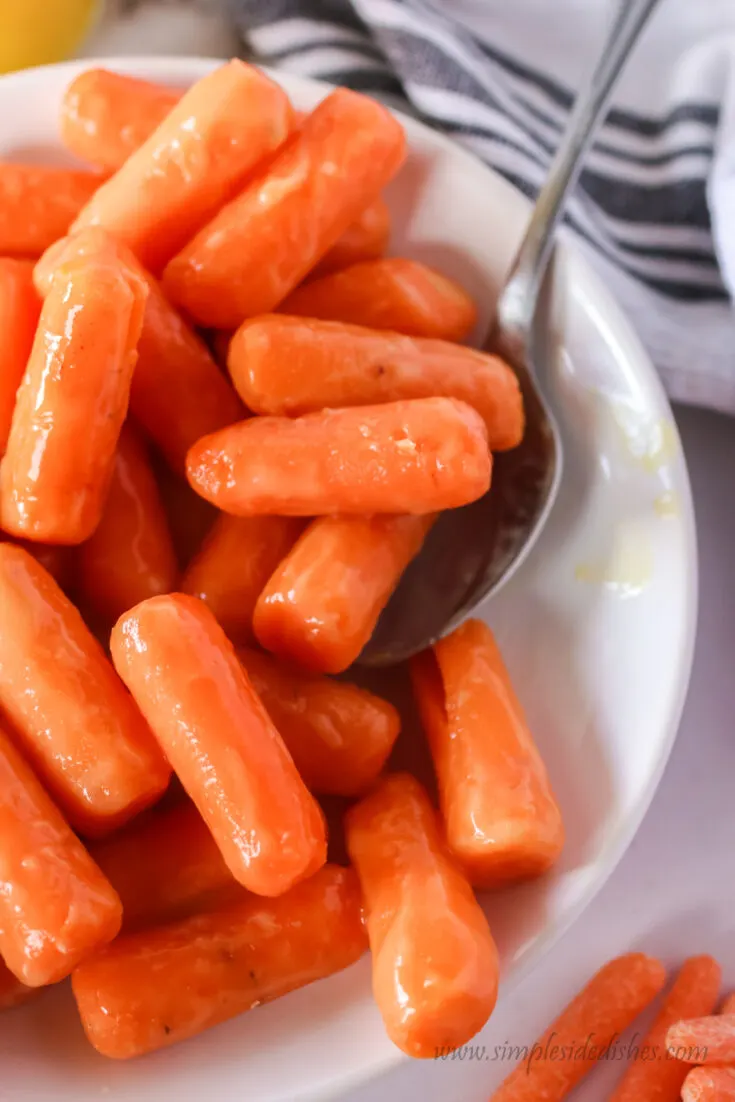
{"left": 361, "top": 0, "right": 662, "bottom": 666}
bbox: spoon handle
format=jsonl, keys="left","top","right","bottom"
{"left": 494, "top": 0, "right": 662, "bottom": 348}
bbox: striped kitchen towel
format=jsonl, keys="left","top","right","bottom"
{"left": 230, "top": 0, "right": 735, "bottom": 415}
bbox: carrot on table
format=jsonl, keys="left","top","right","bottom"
{"left": 163, "top": 87, "right": 406, "bottom": 327}
{"left": 72, "top": 864, "right": 366, "bottom": 1059}
{"left": 60, "top": 68, "right": 181, "bottom": 171}
{"left": 0, "top": 259, "right": 40, "bottom": 453}
{"left": 0, "top": 163, "right": 103, "bottom": 258}
{"left": 187, "top": 398, "right": 491, "bottom": 517}
{"left": 111, "top": 594, "right": 326, "bottom": 896}
{"left": 0, "top": 725, "right": 122, "bottom": 987}
{"left": 238, "top": 646, "right": 400, "bottom": 794}
{"left": 667, "top": 1015, "right": 735, "bottom": 1066}
{"left": 345, "top": 772, "right": 499, "bottom": 1057}
{"left": 280, "top": 257, "right": 477, "bottom": 342}
{"left": 1, "top": 253, "right": 147, "bottom": 544}
{"left": 682, "top": 1068, "right": 735, "bottom": 1101}
{"left": 410, "top": 619, "right": 564, "bottom": 888}
{"left": 76, "top": 423, "right": 178, "bottom": 626}
{"left": 71, "top": 59, "right": 293, "bottom": 272}
{"left": 254, "top": 514, "right": 435, "bottom": 673}
{"left": 228, "top": 315, "right": 523, "bottom": 450}
{"left": 35, "top": 229, "right": 244, "bottom": 473}
{"left": 0, "top": 544, "right": 170, "bottom": 836}
{"left": 90, "top": 800, "right": 240, "bottom": 932}
{"left": 489, "top": 954, "right": 667, "bottom": 1102}
{"left": 312, "top": 196, "right": 391, "bottom": 277}
{"left": 610, "top": 955, "right": 721, "bottom": 1102}
{"left": 181, "top": 514, "right": 305, "bottom": 644}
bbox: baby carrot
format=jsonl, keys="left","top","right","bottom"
{"left": 181, "top": 514, "right": 305, "bottom": 643}
{"left": 254, "top": 514, "right": 435, "bottom": 673}
{"left": 1, "top": 254, "right": 148, "bottom": 544}
{"left": 488, "top": 954, "right": 667, "bottom": 1102}
{"left": 345, "top": 773, "right": 499, "bottom": 1058}
{"left": 610, "top": 955, "right": 721, "bottom": 1102}
{"left": 0, "top": 725, "right": 122, "bottom": 987}
{"left": 111, "top": 594, "right": 327, "bottom": 896}
{"left": 723, "top": 995, "right": 735, "bottom": 1014}
{"left": 312, "top": 196, "right": 391, "bottom": 276}
{"left": 71, "top": 60, "right": 293, "bottom": 272}
{"left": 187, "top": 398, "right": 491, "bottom": 517}
{"left": 667, "top": 1015, "right": 735, "bottom": 1065}
{"left": 0, "top": 164, "right": 103, "bottom": 258}
{"left": 410, "top": 619, "right": 564, "bottom": 888}
{"left": 682, "top": 1068, "right": 735, "bottom": 1101}
{"left": 238, "top": 646, "right": 400, "bottom": 794}
{"left": 0, "top": 259, "right": 40, "bottom": 453}
{"left": 228, "top": 315, "right": 523, "bottom": 450}
{"left": 0, "top": 544, "right": 170, "bottom": 836}
{"left": 76, "top": 423, "right": 178, "bottom": 626}
{"left": 9, "top": 539, "right": 74, "bottom": 592}
{"left": 0, "top": 962, "right": 35, "bottom": 1010}
{"left": 90, "top": 801, "right": 240, "bottom": 932}
{"left": 154, "top": 461, "right": 217, "bottom": 569}
{"left": 280, "top": 257, "right": 477, "bottom": 342}
{"left": 61, "top": 68, "right": 181, "bottom": 172}
{"left": 162, "top": 87, "right": 406, "bottom": 327}
{"left": 72, "top": 864, "right": 367, "bottom": 1059}
{"left": 35, "top": 229, "right": 244, "bottom": 474}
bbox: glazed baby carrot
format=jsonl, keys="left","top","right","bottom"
{"left": 254, "top": 514, "right": 435, "bottom": 673}
{"left": 667, "top": 1015, "right": 735, "bottom": 1065}
{"left": 0, "top": 962, "right": 35, "bottom": 1010}
{"left": 90, "top": 801, "right": 240, "bottom": 932}
{"left": 312, "top": 196, "right": 391, "bottom": 276}
{"left": 163, "top": 87, "right": 406, "bottom": 327}
{"left": 71, "top": 60, "right": 293, "bottom": 272}
{"left": 682, "top": 1068, "right": 735, "bottom": 1101}
{"left": 187, "top": 398, "right": 491, "bottom": 516}
{"left": 72, "top": 864, "right": 367, "bottom": 1059}
{"left": 10, "top": 540, "right": 74, "bottom": 592}
{"left": 35, "top": 230, "right": 244, "bottom": 473}
{"left": 280, "top": 257, "right": 478, "bottom": 342}
{"left": 0, "top": 259, "right": 40, "bottom": 454}
{"left": 345, "top": 773, "right": 499, "bottom": 1057}
{"left": 410, "top": 619, "right": 564, "bottom": 888}
{"left": 154, "top": 462, "right": 217, "bottom": 569}
{"left": 0, "top": 164, "right": 103, "bottom": 257}
{"left": 228, "top": 315, "right": 523, "bottom": 449}
{"left": 181, "top": 514, "right": 305, "bottom": 643}
{"left": 0, "top": 725, "right": 122, "bottom": 986}
{"left": 1, "top": 254, "right": 147, "bottom": 544}
{"left": 489, "top": 954, "right": 667, "bottom": 1102}
{"left": 111, "top": 594, "right": 327, "bottom": 896}
{"left": 76, "top": 424, "right": 178, "bottom": 625}
{"left": 238, "top": 647, "right": 400, "bottom": 794}
{"left": 61, "top": 68, "right": 181, "bottom": 171}
{"left": 0, "top": 544, "right": 170, "bottom": 836}
{"left": 610, "top": 955, "right": 721, "bottom": 1102}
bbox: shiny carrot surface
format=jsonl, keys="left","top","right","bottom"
{"left": 154, "top": 461, "right": 218, "bottom": 569}
{"left": 1, "top": 255, "right": 148, "bottom": 544}
{"left": 312, "top": 196, "right": 391, "bottom": 276}
{"left": 238, "top": 647, "right": 400, "bottom": 794}
{"left": 61, "top": 68, "right": 181, "bottom": 171}
{"left": 411, "top": 619, "right": 564, "bottom": 888}
{"left": 0, "top": 164, "right": 103, "bottom": 257}
{"left": 72, "top": 864, "right": 367, "bottom": 1058}
{"left": 181, "top": 514, "right": 305, "bottom": 643}
{"left": 346, "top": 773, "right": 499, "bottom": 1057}
{"left": 111, "top": 594, "right": 327, "bottom": 896}
{"left": 280, "top": 257, "right": 477, "bottom": 341}
{"left": 0, "top": 544, "right": 170, "bottom": 836}
{"left": 71, "top": 60, "right": 293, "bottom": 272}
{"left": 0, "top": 725, "right": 122, "bottom": 986}
{"left": 228, "top": 314, "right": 523, "bottom": 449}
{"left": 163, "top": 87, "right": 406, "bottom": 327}
{"left": 254, "top": 514, "right": 435, "bottom": 673}
{"left": 187, "top": 398, "right": 491, "bottom": 516}
{"left": 0, "top": 259, "right": 40, "bottom": 454}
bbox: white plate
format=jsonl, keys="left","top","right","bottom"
{"left": 0, "top": 57, "right": 697, "bottom": 1102}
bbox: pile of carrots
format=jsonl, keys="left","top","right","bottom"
{"left": 0, "top": 60, "right": 562, "bottom": 1063}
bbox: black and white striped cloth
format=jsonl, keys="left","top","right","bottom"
{"left": 229, "top": 0, "right": 735, "bottom": 414}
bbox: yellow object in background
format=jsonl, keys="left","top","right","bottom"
{"left": 0, "top": 0, "right": 101, "bottom": 74}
